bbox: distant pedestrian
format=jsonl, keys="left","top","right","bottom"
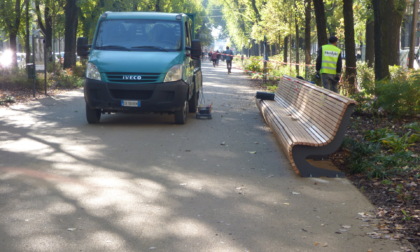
{"left": 224, "top": 46, "right": 234, "bottom": 74}
{"left": 216, "top": 50, "right": 221, "bottom": 66}
{"left": 211, "top": 51, "right": 218, "bottom": 67}
{"left": 316, "top": 36, "right": 342, "bottom": 93}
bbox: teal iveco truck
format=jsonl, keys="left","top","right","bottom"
{"left": 77, "top": 12, "right": 202, "bottom": 124}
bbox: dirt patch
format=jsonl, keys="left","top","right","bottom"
{"left": 0, "top": 85, "right": 70, "bottom": 105}
{"left": 331, "top": 115, "right": 419, "bottom": 249}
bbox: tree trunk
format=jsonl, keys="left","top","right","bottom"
{"left": 155, "top": 0, "right": 160, "bottom": 12}
{"left": 372, "top": 0, "right": 388, "bottom": 80}
{"left": 409, "top": 0, "right": 419, "bottom": 69}
{"left": 284, "top": 36, "right": 289, "bottom": 64}
{"left": 295, "top": 15, "right": 300, "bottom": 76}
{"left": 304, "top": 0, "right": 312, "bottom": 79}
{"left": 25, "top": 0, "right": 31, "bottom": 66}
{"left": 10, "top": 0, "right": 22, "bottom": 69}
{"left": 254, "top": 41, "right": 259, "bottom": 56}
{"left": 64, "top": 0, "right": 78, "bottom": 69}
{"left": 388, "top": 2, "right": 405, "bottom": 66}
{"left": 365, "top": 18, "right": 375, "bottom": 67}
{"left": 250, "top": 0, "right": 261, "bottom": 21}
{"left": 313, "top": 0, "right": 328, "bottom": 48}
{"left": 372, "top": 0, "right": 406, "bottom": 80}
{"left": 36, "top": 0, "right": 53, "bottom": 64}
{"left": 343, "top": 0, "right": 357, "bottom": 94}
{"left": 45, "top": 5, "right": 53, "bottom": 63}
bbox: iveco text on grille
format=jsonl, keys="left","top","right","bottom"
{"left": 123, "top": 75, "right": 142, "bottom": 80}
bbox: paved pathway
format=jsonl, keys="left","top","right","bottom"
{"left": 0, "top": 61, "right": 414, "bottom": 251}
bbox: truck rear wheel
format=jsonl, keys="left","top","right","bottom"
{"left": 174, "top": 100, "right": 188, "bottom": 124}
{"left": 86, "top": 104, "right": 101, "bottom": 124}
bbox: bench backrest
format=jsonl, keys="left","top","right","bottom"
{"left": 276, "top": 75, "right": 356, "bottom": 143}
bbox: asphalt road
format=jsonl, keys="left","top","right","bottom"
{"left": 0, "top": 61, "right": 414, "bottom": 252}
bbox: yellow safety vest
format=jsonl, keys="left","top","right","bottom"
{"left": 320, "top": 44, "right": 341, "bottom": 75}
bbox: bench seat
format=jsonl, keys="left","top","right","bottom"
{"left": 256, "top": 75, "right": 356, "bottom": 177}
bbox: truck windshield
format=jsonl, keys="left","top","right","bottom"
{"left": 94, "top": 20, "right": 182, "bottom": 51}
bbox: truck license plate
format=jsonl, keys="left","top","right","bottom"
{"left": 121, "top": 100, "right": 141, "bottom": 107}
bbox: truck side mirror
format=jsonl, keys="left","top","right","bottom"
{"left": 77, "top": 37, "right": 90, "bottom": 57}
{"left": 191, "top": 39, "right": 202, "bottom": 60}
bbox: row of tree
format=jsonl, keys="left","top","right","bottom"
{"left": 1, "top": 0, "right": 418, "bottom": 91}
{"left": 207, "top": 0, "right": 419, "bottom": 92}
{"left": 0, "top": 0, "right": 210, "bottom": 69}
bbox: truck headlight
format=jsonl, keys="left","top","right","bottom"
{"left": 164, "top": 64, "right": 182, "bottom": 82}
{"left": 86, "top": 62, "right": 101, "bottom": 81}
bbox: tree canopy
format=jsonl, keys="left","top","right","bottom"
{"left": 0, "top": 0, "right": 418, "bottom": 82}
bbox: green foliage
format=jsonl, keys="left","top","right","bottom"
{"left": 342, "top": 138, "right": 380, "bottom": 175}
{"left": 405, "top": 122, "right": 420, "bottom": 144}
{"left": 380, "top": 132, "right": 413, "bottom": 152}
{"left": 0, "top": 69, "right": 34, "bottom": 89}
{"left": 374, "top": 73, "right": 420, "bottom": 117}
{"left": 72, "top": 61, "right": 87, "bottom": 78}
{"left": 356, "top": 62, "right": 375, "bottom": 93}
{"left": 344, "top": 123, "right": 420, "bottom": 179}
{"left": 354, "top": 65, "right": 420, "bottom": 117}
{"left": 243, "top": 54, "right": 313, "bottom": 82}
{"left": 401, "top": 209, "right": 413, "bottom": 221}
{"left": 244, "top": 56, "right": 263, "bottom": 73}
{"left": 350, "top": 91, "right": 375, "bottom": 115}
{"left": 344, "top": 138, "right": 418, "bottom": 178}
{"left": 365, "top": 126, "right": 417, "bottom": 152}
{"left": 50, "top": 66, "right": 84, "bottom": 89}
{"left": 364, "top": 128, "right": 392, "bottom": 142}
{"left": 266, "top": 85, "right": 278, "bottom": 92}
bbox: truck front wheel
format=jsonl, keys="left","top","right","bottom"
{"left": 174, "top": 100, "right": 188, "bottom": 124}
{"left": 86, "top": 104, "right": 101, "bottom": 124}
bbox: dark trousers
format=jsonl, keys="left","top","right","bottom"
{"left": 321, "top": 73, "right": 338, "bottom": 93}
{"left": 226, "top": 60, "right": 232, "bottom": 72}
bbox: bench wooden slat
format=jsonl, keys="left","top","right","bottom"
{"left": 290, "top": 94, "right": 345, "bottom": 139}
{"left": 282, "top": 76, "right": 355, "bottom": 104}
{"left": 256, "top": 75, "right": 356, "bottom": 177}
{"left": 277, "top": 81, "right": 346, "bottom": 119}
{"left": 278, "top": 95, "right": 338, "bottom": 144}
{"left": 271, "top": 106, "right": 317, "bottom": 145}
{"left": 276, "top": 79, "right": 349, "bottom": 142}
{"left": 278, "top": 79, "right": 347, "bottom": 113}
{"left": 273, "top": 98, "right": 329, "bottom": 144}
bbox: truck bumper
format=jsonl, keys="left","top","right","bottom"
{"left": 84, "top": 79, "right": 188, "bottom": 113}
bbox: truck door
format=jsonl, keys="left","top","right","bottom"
{"left": 184, "top": 19, "right": 194, "bottom": 97}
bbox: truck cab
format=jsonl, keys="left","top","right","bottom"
{"left": 77, "top": 12, "right": 202, "bottom": 124}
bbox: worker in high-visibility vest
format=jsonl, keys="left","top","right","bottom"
{"left": 316, "top": 36, "right": 342, "bottom": 93}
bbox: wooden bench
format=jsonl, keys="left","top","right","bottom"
{"left": 256, "top": 75, "right": 356, "bottom": 177}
